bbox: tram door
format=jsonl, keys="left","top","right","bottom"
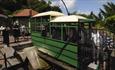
{"left": 78, "top": 22, "right": 94, "bottom": 70}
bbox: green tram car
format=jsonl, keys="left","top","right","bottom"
{"left": 31, "top": 15, "right": 95, "bottom": 70}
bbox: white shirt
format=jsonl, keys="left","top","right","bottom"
{"left": 91, "top": 31, "right": 100, "bottom": 46}
{"left": 0, "top": 26, "right": 5, "bottom": 30}
{"left": 20, "top": 25, "right": 26, "bottom": 32}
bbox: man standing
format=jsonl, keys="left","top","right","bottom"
{"left": 2, "top": 26, "right": 10, "bottom": 47}
{"left": 13, "top": 23, "right": 20, "bottom": 42}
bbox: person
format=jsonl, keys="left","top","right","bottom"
{"left": 0, "top": 26, "right": 5, "bottom": 35}
{"left": 91, "top": 29, "right": 101, "bottom": 47}
{"left": 41, "top": 25, "right": 47, "bottom": 37}
{"left": 91, "top": 29, "right": 103, "bottom": 66}
{"left": 20, "top": 25, "right": 26, "bottom": 40}
{"left": 68, "top": 28, "right": 79, "bottom": 43}
{"left": 13, "top": 23, "right": 20, "bottom": 42}
{"left": 98, "top": 48, "right": 104, "bottom": 70}
{"left": 2, "top": 26, "right": 10, "bottom": 47}
{"left": 103, "top": 33, "right": 113, "bottom": 70}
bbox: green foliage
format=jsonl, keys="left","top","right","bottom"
{"left": 105, "top": 15, "right": 115, "bottom": 33}
{"left": 0, "top": 0, "right": 62, "bottom": 15}
{"left": 87, "top": 2, "right": 115, "bottom": 32}
{"left": 51, "top": 6, "right": 62, "bottom": 12}
{"left": 100, "top": 2, "right": 115, "bottom": 18}
{"left": 99, "top": 2, "right": 115, "bottom": 33}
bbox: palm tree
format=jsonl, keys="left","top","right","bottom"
{"left": 100, "top": 2, "right": 115, "bottom": 18}
{"left": 89, "top": 2, "right": 115, "bottom": 29}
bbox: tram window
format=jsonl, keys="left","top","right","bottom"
{"left": 40, "top": 24, "right": 49, "bottom": 37}
{"left": 69, "top": 28, "right": 79, "bottom": 43}
{"left": 51, "top": 27, "right": 61, "bottom": 40}
{"left": 36, "top": 18, "right": 40, "bottom": 22}
{"left": 36, "top": 25, "right": 41, "bottom": 32}
{"left": 63, "top": 27, "right": 68, "bottom": 41}
{"left": 35, "top": 24, "right": 40, "bottom": 32}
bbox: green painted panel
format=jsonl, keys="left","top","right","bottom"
{"left": 65, "top": 45, "right": 77, "bottom": 53}
{"left": 32, "top": 35, "right": 65, "bottom": 48}
{"left": 62, "top": 50, "right": 77, "bottom": 60}
{"left": 32, "top": 40, "right": 58, "bottom": 57}
{"left": 32, "top": 32, "right": 41, "bottom": 36}
{"left": 59, "top": 55, "right": 77, "bottom": 67}
{"left": 33, "top": 38, "right": 61, "bottom": 55}
{"left": 42, "top": 45, "right": 60, "bottom": 53}
{"left": 33, "top": 38, "right": 77, "bottom": 60}
{"left": 32, "top": 32, "right": 78, "bottom": 68}
{"left": 45, "top": 39, "right": 65, "bottom": 48}
{"left": 32, "top": 35, "right": 77, "bottom": 52}
{"left": 32, "top": 33, "right": 77, "bottom": 54}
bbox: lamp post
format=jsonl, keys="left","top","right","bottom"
{"left": 60, "top": 0, "right": 69, "bottom": 15}
{"left": 48, "top": 0, "right": 69, "bottom": 15}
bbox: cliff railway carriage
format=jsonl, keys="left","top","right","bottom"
{"left": 31, "top": 13, "right": 96, "bottom": 70}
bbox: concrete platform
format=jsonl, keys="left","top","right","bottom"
{"left": 0, "top": 36, "right": 32, "bottom": 70}
{"left": 0, "top": 36, "right": 32, "bottom": 48}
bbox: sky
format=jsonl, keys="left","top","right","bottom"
{"left": 45, "top": 0, "right": 115, "bottom": 15}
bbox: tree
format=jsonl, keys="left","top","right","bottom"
{"left": 99, "top": 2, "right": 115, "bottom": 32}
{"left": 89, "top": 2, "right": 115, "bottom": 30}
{"left": 105, "top": 15, "right": 115, "bottom": 33}
{"left": 0, "top": 0, "right": 62, "bottom": 15}
{"left": 51, "top": 6, "right": 62, "bottom": 12}
{"left": 100, "top": 2, "right": 115, "bottom": 18}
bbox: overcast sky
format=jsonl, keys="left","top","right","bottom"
{"left": 45, "top": 0, "right": 115, "bottom": 15}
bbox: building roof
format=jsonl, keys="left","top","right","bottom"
{"left": 33, "top": 11, "right": 64, "bottom": 17}
{"left": 13, "top": 9, "right": 38, "bottom": 17}
{"left": 0, "top": 14, "right": 8, "bottom": 18}
{"left": 50, "top": 15, "right": 86, "bottom": 23}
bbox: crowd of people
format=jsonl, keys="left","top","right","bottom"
{"left": 0, "top": 23, "right": 29, "bottom": 48}
{"left": 76, "top": 24, "right": 114, "bottom": 70}
{"left": 91, "top": 29, "right": 114, "bottom": 70}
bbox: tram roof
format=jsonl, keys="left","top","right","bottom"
{"left": 33, "top": 11, "right": 64, "bottom": 17}
{"left": 50, "top": 15, "right": 88, "bottom": 23}
{"left": 78, "top": 19, "right": 95, "bottom": 23}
